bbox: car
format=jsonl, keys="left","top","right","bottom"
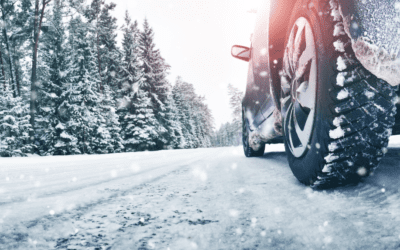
{"left": 231, "top": 0, "right": 400, "bottom": 188}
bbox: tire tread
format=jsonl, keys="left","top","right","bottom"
{"left": 312, "top": 0, "right": 396, "bottom": 188}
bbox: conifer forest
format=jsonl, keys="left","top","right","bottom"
{"left": 0, "top": 0, "right": 244, "bottom": 157}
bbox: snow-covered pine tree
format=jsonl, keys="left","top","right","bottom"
{"left": 94, "top": 83, "right": 124, "bottom": 154}
{"left": 172, "top": 77, "right": 214, "bottom": 149}
{"left": 162, "top": 91, "right": 185, "bottom": 149}
{"left": 0, "top": 88, "right": 33, "bottom": 156}
{"left": 53, "top": 16, "right": 101, "bottom": 155}
{"left": 139, "top": 18, "right": 171, "bottom": 149}
{"left": 119, "top": 11, "right": 143, "bottom": 98}
{"left": 85, "top": 0, "right": 120, "bottom": 92}
{"left": 78, "top": 2, "right": 122, "bottom": 154}
{"left": 0, "top": 0, "right": 35, "bottom": 157}
{"left": 117, "top": 11, "right": 145, "bottom": 151}
{"left": 123, "top": 86, "right": 160, "bottom": 151}
{"left": 35, "top": 0, "right": 69, "bottom": 155}
{"left": 227, "top": 83, "right": 243, "bottom": 145}
{"left": 0, "top": 72, "right": 5, "bottom": 91}
{"left": 172, "top": 77, "right": 199, "bottom": 148}
{"left": 194, "top": 98, "right": 214, "bottom": 147}
{"left": 211, "top": 121, "right": 242, "bottom": 147}
{"left": 98, "top": 2, "right": 120, "bottom": 91}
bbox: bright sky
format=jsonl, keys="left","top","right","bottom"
{"left": 111, "top": 0, "right": 260, "bottom": 129}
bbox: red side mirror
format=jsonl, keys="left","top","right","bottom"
{"left": 231, "top": 45, "right": 251, "bottom": 62}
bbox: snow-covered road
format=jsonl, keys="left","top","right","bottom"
{"left": 1, "top": 137, "right": 400, "bottom": 249}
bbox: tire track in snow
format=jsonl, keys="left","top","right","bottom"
{"left": 0, "top": 148, "right": 223, "bottom": 244}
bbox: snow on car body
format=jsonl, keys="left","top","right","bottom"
{"left": 232, "top": 0, "right": 400, "bottom": 188}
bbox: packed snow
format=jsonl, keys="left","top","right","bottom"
{"left": 333, "top": 23, "right": 346, "bottom": 37}
{"left": 336, "top": 73, "right": 346, "bottom": 87}
{"left": 329, "top": 126, "right": 345, "bottom": 139}
{"left": 333, "top": 40, "right": 346, "bottom": 52}
{"left": 336, "top": 56, "right": 347, "bottom": 71}
{"left": 336, "top": 88, "right": 349, "bottom": 100}
{"left": 1, "top": 140, "right": 400, "bottom": 249}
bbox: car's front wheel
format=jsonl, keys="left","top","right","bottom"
{"left": 280, "top": 0, "right": 397, "bottom": 188}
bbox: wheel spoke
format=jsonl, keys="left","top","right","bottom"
{"left": 296, "top": 80, "right": 314, "bottom": 109}
{"left": 292, "top": 24, "right": 306, "bottom": 71}
{"left": 288, "top": 106, "right": 302, "bottom": 149}
{"left": 296, "top": 24, "right": 315, "bottom": 78}
{"left": 296, "top": 46, "right": 313, "bottom": 79}
{"left": 294, "top": 111, "right": 308, "bottom": 148}
{"left": 293, "top": 99, "right": 309, "bottom": 130}
{"left": 283, "top": 17, "right": 317, "bottom": 158}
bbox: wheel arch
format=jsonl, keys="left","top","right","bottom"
{"left": 268, "top": 0, "right": 297, "bottom": 112}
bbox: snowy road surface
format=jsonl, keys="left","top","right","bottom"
{"left": 2, "top": 137, "right": 400, "bottom": 249}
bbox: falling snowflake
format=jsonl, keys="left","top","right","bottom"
{"left": 229, "top": 209, "right": 240, "bottom": 217}
{"left": 111, "top": 170, "right": 118, "bottom": 178}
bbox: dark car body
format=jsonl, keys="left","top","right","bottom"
{"left": 237, "top": 0, "right": 400, "bottom": 146}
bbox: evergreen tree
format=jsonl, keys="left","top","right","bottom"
{"left": 35, "top": 1, "right": 69, "bottom": 155}
{"left": 0, "top": 1, "right": 219, "bottom": 156}
{"left": 94, "top": 84, "right": 124, "bottom": 153}
{"left": 139, "top": 18, "right": 171, "bottom": 149}
{"left": 117, "top": 11, "right": 147, "bottom": 151}
{"left": 85, "top": 0, "right": 120, "bottom": 92}
{"left": 162, "top": 92, "right": 184, "bottom": 149}
{"left": 227, "top": 83, "right": 243, "bottom": 145}
{"left": 195, "top": 98, "right": 214, "bottom": 147}
{"left": 122, "top": 87, "right": 160, "bottom": 151}
{"left": 119, "top": 11, "right": 143, "bottom": 95}
{"left": 0, "top": 89, "right": 33, "bottom": 156}
{"left": 172, "top": 78, "right": 196, "bottom": 148}
{"left": 98, "top": 1, "right": 119, "bottom": 90}
{"left": 53, "top": 16, "right": 101, "bottom": 155}
{"left": 172, "top": 77, "right": 214, "bottom": 149}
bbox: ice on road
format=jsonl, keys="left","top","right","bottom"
{"left": 1, "top": 137, "right": 400, "bottom": 249}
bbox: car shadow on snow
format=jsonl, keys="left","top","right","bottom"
{"left": 260, "top": 151, "right": 287, "bottom": 162}
{"left": 324, "top": 147, "right": 400, "bottom": 202}
{"left": 259, "top": 146, "right": 400, "bottom": 193}
{"left": 365, "top": 147, "right": 400, "bottom": 190}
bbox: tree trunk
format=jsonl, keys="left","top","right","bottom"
{"left": 14, "top": 60, "right": 20, "bottom": 96}
{"left": 12, "top": 44, "right": 21, "bottom": 96}
{"left": 0, "top": 1, "right": 17, "bottom": 97}
{"left": 0, "top": 47, "right": 5, "bottom": 90}
{"left": 96, "top": 25, "right": 103, "bottom": 93}
{"left": 30, "top": 0, "right": 39, "bottom": 128}
{"left": 30, "top": 0, "right": 52, "bottom": 127}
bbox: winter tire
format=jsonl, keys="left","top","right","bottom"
{"left": 242, "top": 116, "right": 265, "bottom": 157}
{"left": 280, "top": 0, "right": 397, "bottom": 188}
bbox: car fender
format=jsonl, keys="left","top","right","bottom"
{"left": 337, "top": 0, "right": 400, "bottom": 86}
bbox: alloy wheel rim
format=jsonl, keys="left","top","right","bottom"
{"left": 282, "top": 17, "right": 317, "bottom": 158}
